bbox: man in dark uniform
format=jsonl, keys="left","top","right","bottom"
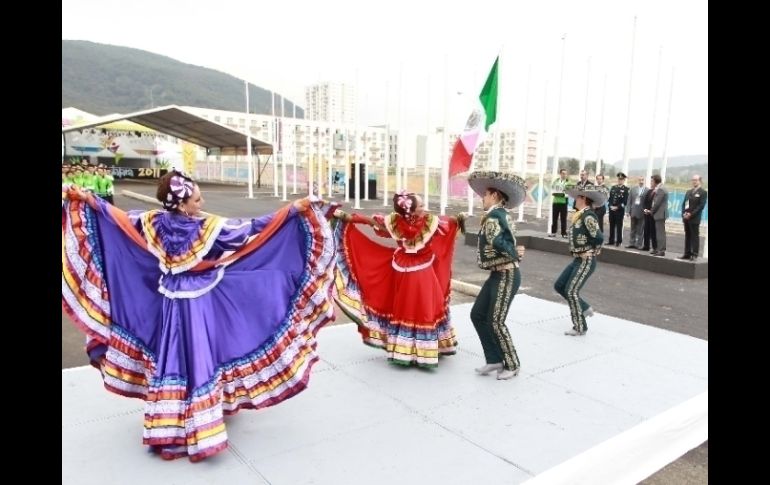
{"left": 607, "top": 172, "right": 630, "bottom": 246}
{"left": 555, "top": 183, "right": 607, "bottom": 336}
{"left": 679, "top": 174, "right": 708, "bottom": 261}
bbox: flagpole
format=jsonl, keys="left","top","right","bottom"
{"left": 244, "top": 80, "right": 254, "bottom": 199}
{"left": 354, "top": 69, "right": 361, "bottom": 209}
{"left": 467, "top": 157, "right": 475, "bottom": 215}
{"left": 645, "top": 46, "right": 663, "bottom": 187}
{"left": 465, "top": 76, "right": 473, "bottom": 215}
{"left": 490, "top": 129, "right": 499, "bottom": 171}
{"left": 280, "top": 95, "right": 288, "bottom": 201}
{"left": 364, "top": 127, "right": 370, "bottom": 200}
{"left": 440, "top": 54, "right": 449, "bottom": 216}
{"left": 424, "top": 69, "right": 431, "bottom": 210}
{"left": 327, "top": 126, "right": 333, "bottom": 199}
{"left": 307, "top": 126, "right": 314, "bottom": 197}
{"left": 579, "top": 57, "right": 591, "bottom": 172}
{"left": 362, "top": 87, "right": 369, "bottom": 201}
{"left": 452, "top": 54, "right": 499, "bottom": 216}
{"left": 272, "top": 91, "right": 279, "bottom": 197}
{"left": 344, "top": 127, "right": 350, "bottom": 202}
{"left": 317, "top": 125, "right": 323, "bottom": 198}
{"left": 465, "top": 58, "right": 477, "bottom": 216}
{"left": 402, "top": 67, "right": 409, "bottom": 194}
{"left": 490, "top": 94, "right": 499, "bottom": 170}
{"left": 491, "top": 48, "right": 502, "bottom": 173}
{"left": 660, "top": 68, "right": 675, "bottom": 185}
{"left": 354, "top": 127, "right": 361, "bottom": 209}
{"left": 383, "top": 80, "right": 390, "bottom": 206}
{"left": 595, "top": 74, "right": 607, "bottom": 176}
{"left": 547, "top": 34, "right": 567, "bottom": 235}
{"left": 622, "top": 16, "right": 637, "bottom": 177}
{"left": 536, "top": 81, "right": 548, "bottom": 219}
{"left": 518, "top": 64, "right": 531, "bottom": 222}
{"left": 291, "top": 103, "right": 297, "bottom": 194}
{"left": 402, "top": 156, "right": 408, "bottom": 194}
{"left": 396, "top": 62, "right": 404, "bottom": 194}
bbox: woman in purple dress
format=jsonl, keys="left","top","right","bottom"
{"left": 62, "top": 171, "right": 337, "bottom": 462}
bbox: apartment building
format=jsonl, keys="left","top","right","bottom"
{"left": 184, "top": 106, "right": 395, "bottom": 169}
{"left": 420, "top": 128, "right": 540, "bottom": 172}
{"left": 305, "top": 82, "right": 357, "bottom": 125}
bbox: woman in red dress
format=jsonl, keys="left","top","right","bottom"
{"left": 332, "top": 191, "right": 465, "bottom": 368}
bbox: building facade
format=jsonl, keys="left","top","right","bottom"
{"left": 184, "top": 106, "right": 395, "bottom": 170}
{"left": 304, "top": 82, "right": 357, "bottom": 125}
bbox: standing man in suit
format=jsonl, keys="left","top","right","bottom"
{"left": 644, "top": 174, "right": 668, "bottom": 256}
{"left": 626, "top": 176, "right": 647, "bottom": 249}
{"left": 679, "top": 174, "right": 708, "bottom": 261}
{"left": 576, "top": 169, "right": 591, "bottom": 188}
{"left": 607, "top": 172, "right": 630, "bottom": 246}
{"left": 571, "top": 170, "right": 591, "bottom": 211}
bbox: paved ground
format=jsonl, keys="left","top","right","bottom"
{"left": 61, "top": 181, "right": 707, "bottom": 483}
{"left": 64, "top": 297, "right": 706, "bottom": 485}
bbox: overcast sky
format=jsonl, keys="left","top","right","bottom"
{"left": 63, "top": 0, "right": 707, "bottom": 163}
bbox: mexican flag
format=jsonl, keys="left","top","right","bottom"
{"left": 449, "top": 56, "right": 499, "bottom": 177}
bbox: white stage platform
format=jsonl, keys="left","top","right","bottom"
{"left": 62, "top": 295, "right": 708, "bottom": 485}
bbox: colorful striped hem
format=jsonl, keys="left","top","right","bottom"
{"left": 62, "top": 200, "right": 337, "bottom": 461}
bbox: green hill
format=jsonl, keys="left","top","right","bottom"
{"left": 62, "top": 40, "right": 303, "bottom": 117}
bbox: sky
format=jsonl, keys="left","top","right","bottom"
{"left": 62, "top": 0, "right": 707, "bottom": 164}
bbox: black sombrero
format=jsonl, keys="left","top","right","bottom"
{"left": 468, "top": 171, "right": 527, "bottom": 209}
{"left": 567, "top": 182, "right": 609, "bottom": 209}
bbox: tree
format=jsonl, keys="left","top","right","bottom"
{"left": 559, "top": 157, "right": 580, "bottom": 175}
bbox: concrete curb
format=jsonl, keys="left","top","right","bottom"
{"left": 450, "top": 279, "right": 482, "bottom": 297}
{"left": 121, "top": 190, "right": 160, "bottom": 206}
{"left": 463, "top": 231, "right": 708, "bottom": 279}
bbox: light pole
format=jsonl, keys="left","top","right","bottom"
{"left": 244, "top": 80, "right": 254, "bottom": 199}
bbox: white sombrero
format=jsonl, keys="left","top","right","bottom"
{"left": 567, "top": 182, "right": 609, "bottom": 209}
{"left": 468, "top": 171, "right": 527, "bottom": 209}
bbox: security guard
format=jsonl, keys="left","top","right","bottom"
{"left": 679, "top": 174, "right": 708, "bottom": 260}
{"left": 607, "top": 172, "right": 630, "bottom": 246}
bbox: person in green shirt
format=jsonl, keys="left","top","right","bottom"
{"left": 81, "top": 162, "right": 99, "bottom": 192}
{"left": 70, "top": 165, "right": 86, "bottom": 187}
{"left": 468, "top": 171, "right": 527, "bottom": 380}
{"left": 550, "top": 168, "right": 570, "bottom": 237}
{"left": 95, "top": 164, "right": 115, "bottom": 204}
{"left": 62, "top": 164, "right": 72, "bottom": 184}
{"left": 555, "top": 183, "right": 607, "bottom": 336}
